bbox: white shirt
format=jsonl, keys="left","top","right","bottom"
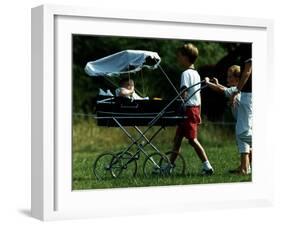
{"left": 224, "top": 86, "right": 238, "bottom": 98}
{"left": 180, "top": 69, "right": 201, "bottom": 106}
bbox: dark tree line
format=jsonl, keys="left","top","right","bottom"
{"left": 72, "top": 35, "right": 251, "bottom": 121}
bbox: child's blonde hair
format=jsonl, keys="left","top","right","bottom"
{"left": 178, "top": 43, "right": 199, "bottom": 64}
{"left": 228, "top": 65, "right": 241, "bottom": 78}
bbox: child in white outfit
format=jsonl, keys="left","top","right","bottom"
{"left": 205, "top": 65, "right": 251, "bottom": 175}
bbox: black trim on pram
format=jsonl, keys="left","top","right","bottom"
{"left": 96, "top": 98, "right": 184, "bottom": 126}
{"left": 95, "top": 81, "right": 206, "bottom": 127}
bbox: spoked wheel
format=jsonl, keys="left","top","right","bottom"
{"left": 111, "top": 151, "right": 138, "bottom": 178}
{"left": 164, "top": 151, "right": 186, "bottom": 176}
{"left": 143, "top": 152, "right": 171, "bottom": 177}
{"left": 93, "top": 152, "right": 120, "bottom": 180}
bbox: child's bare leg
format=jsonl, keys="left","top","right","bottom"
{"left": 170, "top": 133, "right": 184, "bottom": 164}
{"left": 188, "top": 138, "right": 208, "bottom": 162}
{"left": 189, "top": 138, "right": 213, "bottom": 173}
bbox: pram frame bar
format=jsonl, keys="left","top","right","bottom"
{"left": 96, "top": 81, "right": 206, "bottom": 177}
{"left": 113, "top": 117, "right": 163, "bottom": 155}
{"left": 112, "top": 117, "right": 166, "bottom": 169}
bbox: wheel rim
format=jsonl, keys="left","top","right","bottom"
{"left": 111, "top": 151, "right": 138, "bottom": 178}
{"left": 93, "top": 153, "right": 117, "bottom": 180}
{"left": 165, "top": 151, "right": 186, "bottom": 176}
{"left": 143, "top": 152, "right": 170, "bottom": 177}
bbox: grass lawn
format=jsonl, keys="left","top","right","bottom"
{"left": 72, "top": 118, "right": 251, "bottom": 190}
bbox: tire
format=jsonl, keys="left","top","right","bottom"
{"left": 111, "top": 151, "right": 138, "bottom": 178}
{"left": 142, "top": 152, "right": 170, "bottom": 177}
{"left": 93, "top": 152, "right": 119, "bottom": 180}
{"left": 164, "top": 151, "right": 186, "bottom": 176}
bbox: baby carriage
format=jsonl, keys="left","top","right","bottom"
{"left": 84, "top": 50, "right": 205, "bottom": 180}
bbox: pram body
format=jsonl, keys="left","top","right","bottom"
{"left": 84, "top": 50, "right": 204, "bottom": 179}
{"left": 96, "top": 96, "right": 184, "bottom": 126}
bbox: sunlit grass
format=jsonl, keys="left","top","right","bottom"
{"left": 72, "top": 117, "right": 251, "bottom": 190}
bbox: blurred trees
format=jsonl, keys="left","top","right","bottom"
{"left": 72, "top": 35, "right": 251, "bottom": 121}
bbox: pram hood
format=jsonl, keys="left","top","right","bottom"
{"left": 85, "top": 50, "right": 161, "bottom": 77}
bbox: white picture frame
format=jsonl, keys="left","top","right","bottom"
{"left": 31, "top": 4, "right": 274, "bottom": 221}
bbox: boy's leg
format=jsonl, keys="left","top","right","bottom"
{"left": 183, "top": 116, "right": 213, "bottom": 174}
{"left": 189, "top": 138, "right": 213, "bottom": 174}
{"left": 188, "top": 138, "right": 208, "bottom": 162}
{"left": 170, "top": 133, "right": 184, "bottom": 164}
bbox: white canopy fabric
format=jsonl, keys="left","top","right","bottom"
{"left": 85, "top": 50, "right": 161, "bottom": 77}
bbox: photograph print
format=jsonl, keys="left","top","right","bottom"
{"left": 72, "top": 35, "right": 252, "bottom": 190}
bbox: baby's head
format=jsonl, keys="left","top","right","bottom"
{"left": 227, "top": 65, "right": 241, "bottom": 86}
{"left": 177, "top": 43, "right": 199, "bottom": 65}
{"left": 120, "top": 78, "right": 134, "bottom": 89}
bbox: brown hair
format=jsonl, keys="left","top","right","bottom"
{"left": 178, "top": 43, "right": 199, "bottom": 64}
{"left": 228, "top": 65, "right": 241, "bottom": 78}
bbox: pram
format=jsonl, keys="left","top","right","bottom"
{"left": 84, "top": 50, "right": 206, "bottom": 180}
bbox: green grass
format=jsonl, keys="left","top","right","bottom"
{"left": 72, "top": 118, "right": 251, "bottom": 190}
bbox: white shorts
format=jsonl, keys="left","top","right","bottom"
{"left": 236, "top": 92, "right": 252, "bottom": 146}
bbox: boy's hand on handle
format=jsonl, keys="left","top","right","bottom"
{"left": 204, "top": 77, "right": 219, "bottom": 85}
{"left": 204, "top": 77, "right": 210, "bottom": 84}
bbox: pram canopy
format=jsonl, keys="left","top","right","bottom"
{"left": 85, "top": 50, "right": 161, "bottom": 77}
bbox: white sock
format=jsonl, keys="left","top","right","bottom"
{"left": 203, "top": 160, "right": 212, "bottom": 170}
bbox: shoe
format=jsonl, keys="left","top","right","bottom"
{"left": 202, "top": 168, "right": 214, "bottom": 176}
{"left": 160, "top": 163, "right": 174, "bottom": 174}
{"left": 152, "top": 166, "right": 160, "bottom": 175}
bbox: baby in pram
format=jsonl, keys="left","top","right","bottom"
{"left": 115, "top": 78, "right": 148, "bottom": 100}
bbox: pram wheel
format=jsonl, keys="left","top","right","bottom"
{"left": 93, "top": 153, "right": 120, "bottom": 180}
{"left": 164, "top": 151, "right": 186, "bottom": 176}
{"left": 143, "top": 152, "right": 171, "bottom": 177}
{"left": 111, "top": 151, "right": 138, "bottom": 178}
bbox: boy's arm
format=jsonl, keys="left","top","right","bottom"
{"left": 237, "top": 62, "right": 252, "bottom": 91}
{"left": 180, "top": 86, "right": 188, "bottom": 99}
{"left": 205, "top": 77, "right": 226, "bottom": 94}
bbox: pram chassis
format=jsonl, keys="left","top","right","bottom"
{"left": 93, "top": 82, "right": 206, "bottom": 179}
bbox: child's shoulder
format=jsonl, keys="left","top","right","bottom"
{"left": 183, "top": 68, "right": 198, "bottom": 73}
{"left": 182, "top": 68, "right": 199, "bottom": 77}
{"left": 224, "top": 86, "right": 238, "bottom": 98}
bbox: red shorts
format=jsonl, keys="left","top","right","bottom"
{"left": 176, "top": 106, "right": 201, "bottom": 139}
